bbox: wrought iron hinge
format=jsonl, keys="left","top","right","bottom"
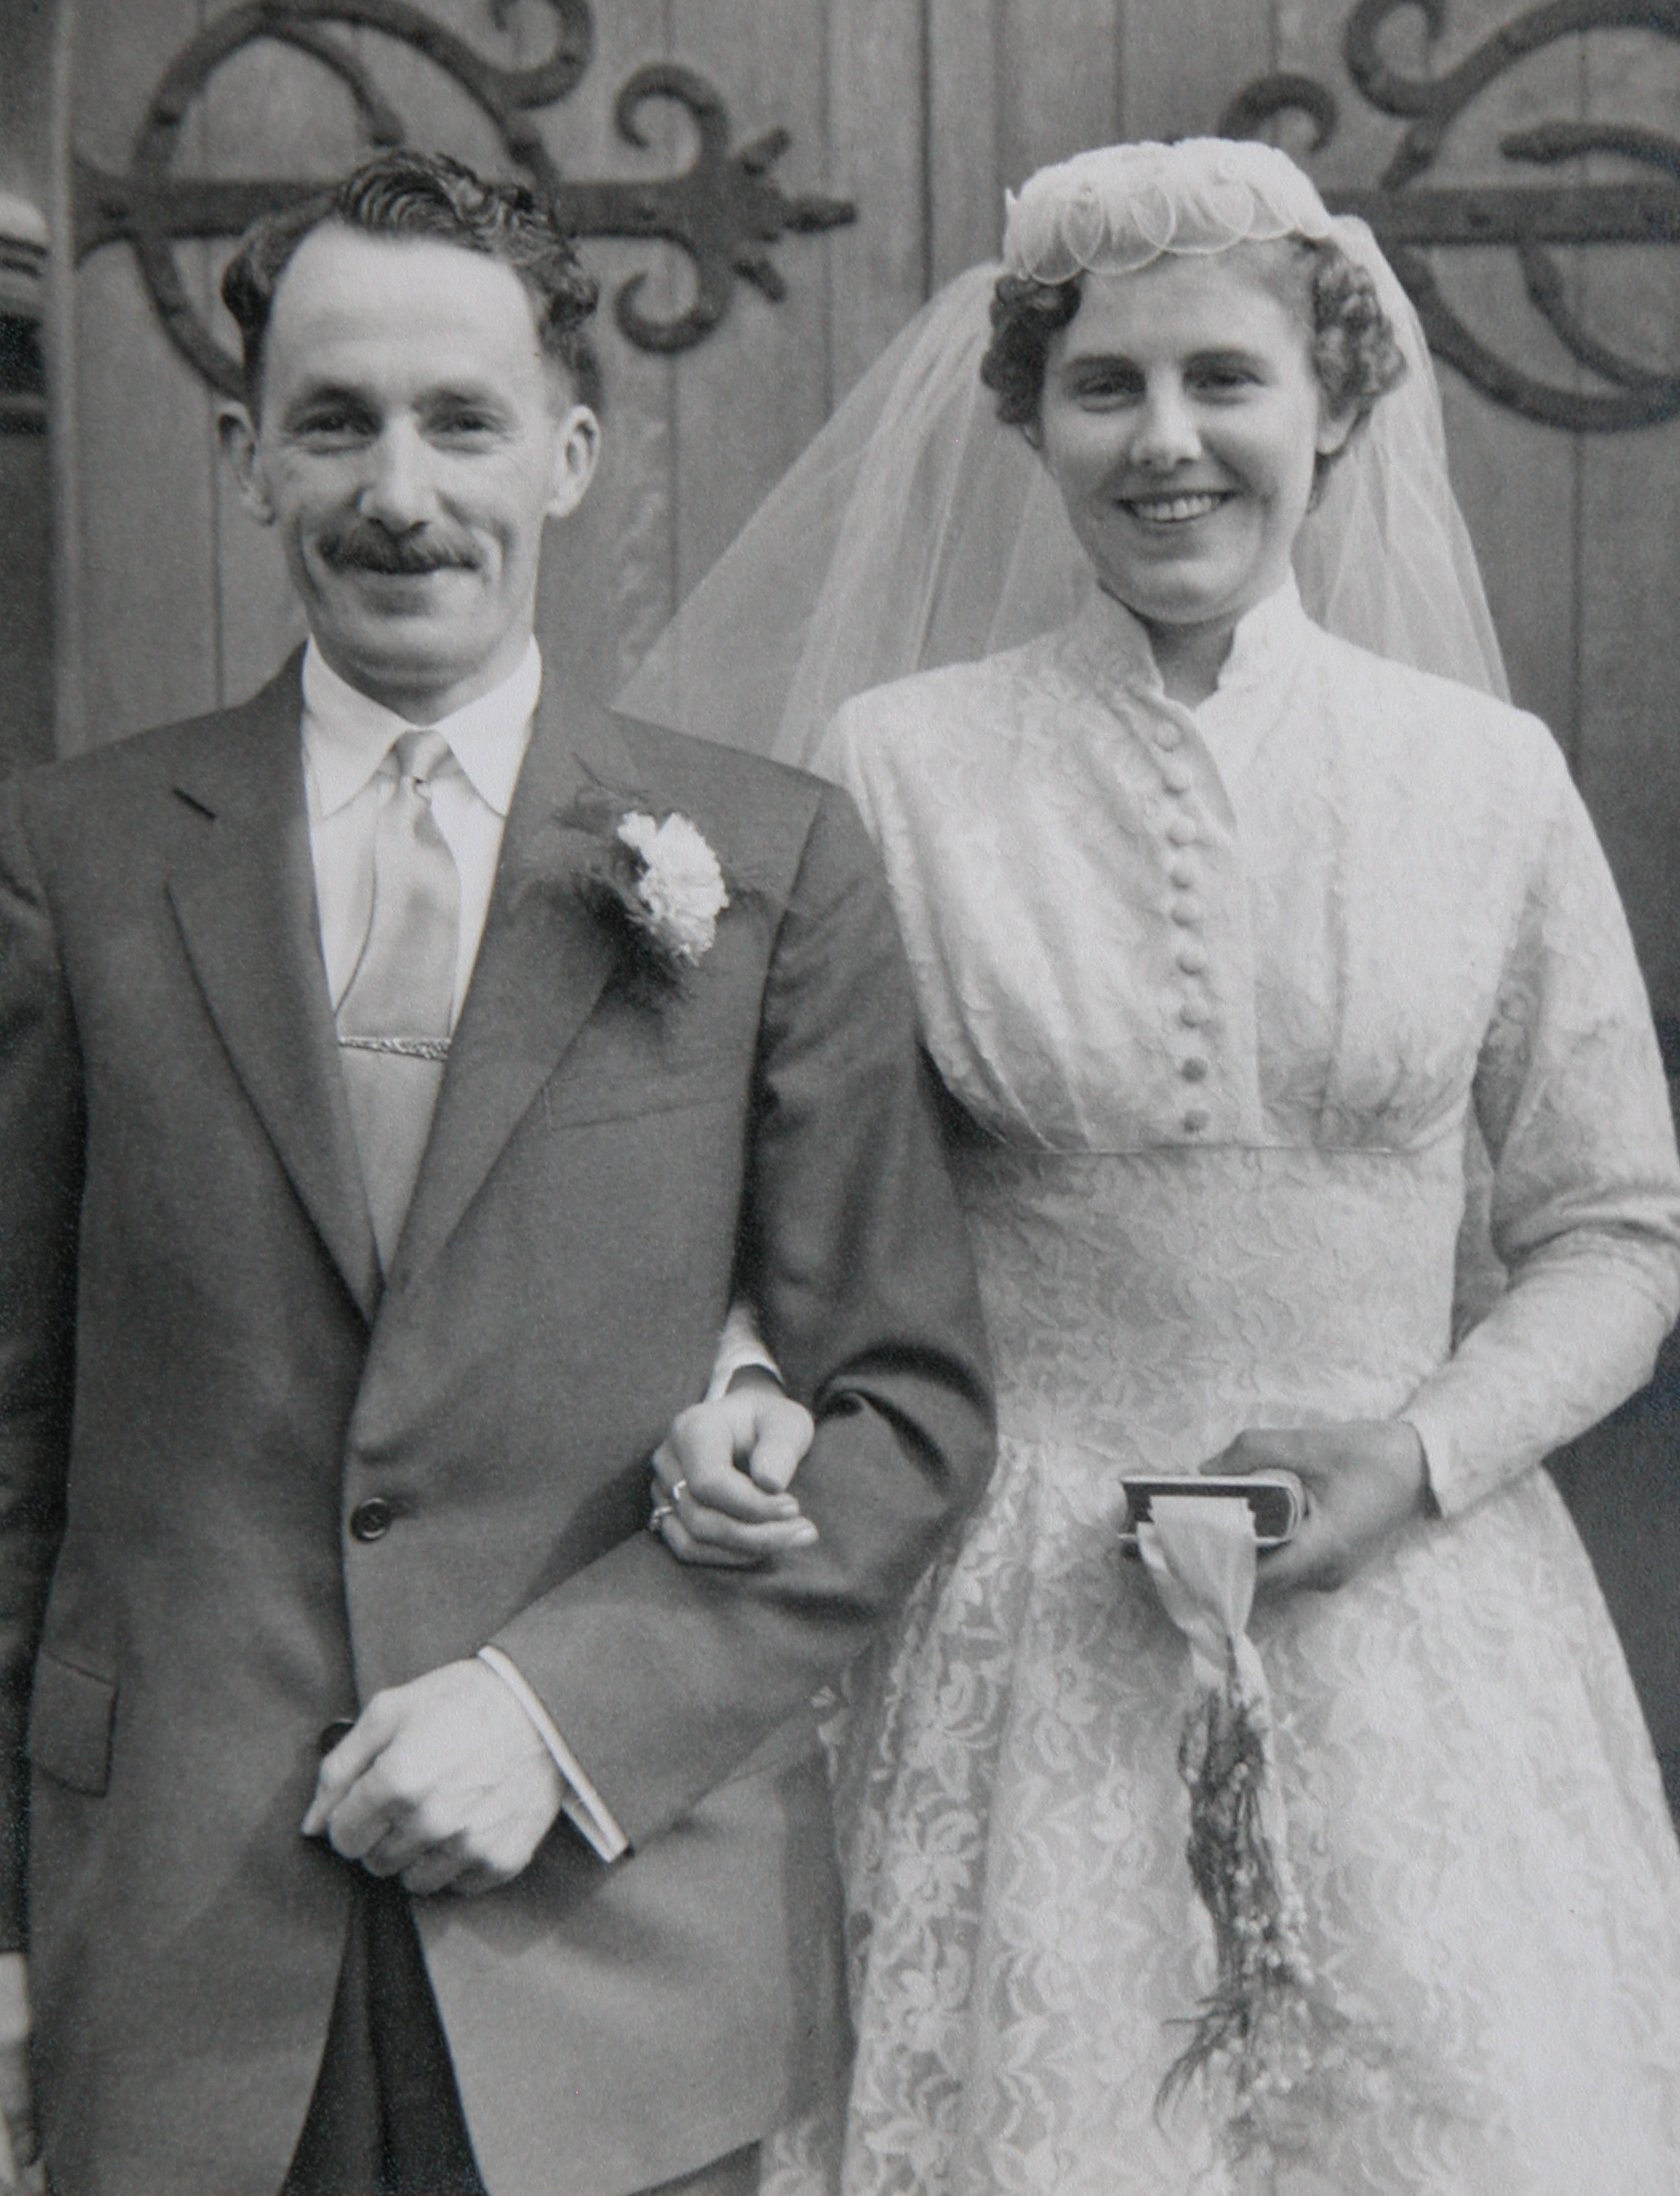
{"left": 1223, "top": 0, "right": 1680, "bottom": 430}
{"left": 70, "top": 0, "right": 856, "bottom": 397}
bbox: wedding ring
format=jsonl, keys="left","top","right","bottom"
{"left": 669, "top": 1477, "right": 689, "bottom": 1505}
{"left": 648, "top": 1499, "right": 675, "bottom": 1532}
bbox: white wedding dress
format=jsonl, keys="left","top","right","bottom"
{"left": 765, "top": 579, "right": 1680, "bottom": 2195}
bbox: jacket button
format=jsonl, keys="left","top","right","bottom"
{"left": 318, "top": 1718, "right": 355, "bottom": 1756}
{"left": 349, "top": 1497, "right": 394, "bottom": 1542}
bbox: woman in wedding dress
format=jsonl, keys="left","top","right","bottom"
{"left": 627, "top": 139, "right": 1680, "bottom": 2194}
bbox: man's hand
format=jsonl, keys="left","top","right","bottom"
{"left": 1204, "top": 1421, "right": 1431, "bottom": 1597}
{"left": 0, "top": 1954, "right": 40, "bottom": 2196}
{"left": 649, "top": 1369, "right": 818, "bottom": 1569}
{"left": 301, "top": 1660, "right": 565, "bottom": 1897}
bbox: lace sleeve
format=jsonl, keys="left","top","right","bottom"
{"left": 1404, "top": 737, "right": 1680, "bottom": 1517}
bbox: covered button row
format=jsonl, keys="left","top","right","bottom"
{"left": 1154, "top": 749, "right": 1212, "bottom": 1134}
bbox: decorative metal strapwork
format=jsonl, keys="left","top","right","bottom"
{"left": 1222, "top": 0, "right": 1680, "bottom": 431}
{"left": 72, "top": 0, "right": 856, "bottom": 397}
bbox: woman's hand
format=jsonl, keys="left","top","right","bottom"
{"left": 1203, "top": 1421, "right": 1431, "bottom": 1596}
{"left": 649, "top": 1370, "right": 818, "bottom": 1569}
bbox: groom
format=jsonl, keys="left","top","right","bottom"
{"left": 0, "top": 152, "right": 991, "bottom": 2196}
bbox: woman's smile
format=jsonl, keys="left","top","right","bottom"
{"left": 1117, "top": 487, "right": 1235, "bottom": 528}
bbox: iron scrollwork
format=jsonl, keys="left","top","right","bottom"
{"left": 1221, "top": 0, "right": 1680, "bottom": 430}
{"left": 71, "top": 0, "right": 856, "bottom": 397}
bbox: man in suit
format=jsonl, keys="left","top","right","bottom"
{"left": 0, "top": 151, "right": 992, "bottom": 2196}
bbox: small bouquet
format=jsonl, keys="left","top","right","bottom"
{"left": 1138, "top": 1500, "right": 1406, "bottom": 2189}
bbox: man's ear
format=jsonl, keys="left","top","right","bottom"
{"left": 217, "top": 404, "right": 274, "bottom": 525}
{"left": 545, "top": 404, "right": 601, "bottom": 523}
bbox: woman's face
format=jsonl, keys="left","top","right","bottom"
{"left": 1034, "top": 249, "right": 1349, "bottom": 649}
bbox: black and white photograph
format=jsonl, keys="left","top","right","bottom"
{"left": 2, "top": 3, "right": 1679, "bottom": 2191}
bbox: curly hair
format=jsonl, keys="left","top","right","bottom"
{"left": 979, "top": 274, "right": 1085, "bottom": 431}
{"left": 220, "top": 149, "right": 601, "bottom": 413}
{"left": 980, "top": 235, "right": 1406, "bottom": 482}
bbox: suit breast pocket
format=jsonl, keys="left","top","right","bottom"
{"left": 28, "top": 1652, "right": 117, "bottom": 1796}
{"left": 539, "top": 1055, "right": 746, "bottom": 1132}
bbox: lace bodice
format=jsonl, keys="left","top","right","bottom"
{"left": 819, "top": 581, "right": 1680, "bottom": 1518}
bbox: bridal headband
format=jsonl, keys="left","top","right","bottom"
{"left": 1003, "top": 137, "right": 1335, "bottom": 282}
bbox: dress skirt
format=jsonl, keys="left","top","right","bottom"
{"left": 767, "top": 1142, "right": 1680, "bottom": 2195}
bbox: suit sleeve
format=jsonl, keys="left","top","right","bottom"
{"left": 0, "top": 786, "right": 82, "bottom": 1947}
{"left": 489, "top": 782, "right": 995, "bottom": 1850}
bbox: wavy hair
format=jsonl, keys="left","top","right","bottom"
{"left": 220, "top": 148, "right": 601, "bottom": 411}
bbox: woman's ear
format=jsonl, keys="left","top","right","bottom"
{"left": 1315, "top": 400, "right": 1358, "bottom": 464}
{"left": 218, "top": 405, "right": 274, "bottom": 525}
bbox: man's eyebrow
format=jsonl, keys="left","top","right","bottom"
{"left": 280, "top": 380, "right": 371, "bottom": 422}
{"left": 422, "top": 381, "right": 515, "bottom": 411}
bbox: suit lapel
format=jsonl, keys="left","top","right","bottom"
{"left": 166, "top": 658, "right": 381, "bottom": 1321}
{"left": 393, "top": 683, "right": 632, "bottom": 1287}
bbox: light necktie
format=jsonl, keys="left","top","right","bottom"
{"left": 336, "top": 726, "right": 461, "bottom": 1269}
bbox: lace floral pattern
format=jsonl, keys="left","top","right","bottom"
{"left": 764, "top": 589, "right": 1680, "bottom": 2194}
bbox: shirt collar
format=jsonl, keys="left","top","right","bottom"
{"left": 301, "top": 638, "right": 543, "bottom": 820}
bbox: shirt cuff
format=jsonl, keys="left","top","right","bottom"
{"left": 707, "top": 1300, "right": 783, "bottom": 1402}
{"left": 476, "top": 1645, "right": 629, "bottom": 1863}
{"left": 0, "top": 1954, "right": 27, "bottom": 2044}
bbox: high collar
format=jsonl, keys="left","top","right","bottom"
{"left": 301, "top": 637, "right": 543, "bottom": 819}
{"left": 1062, "top": 573, "right": 1311, "bottom": 717}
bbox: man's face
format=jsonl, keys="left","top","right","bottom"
{"left": 222, "top": 225, "right": 599, "bottom": 719}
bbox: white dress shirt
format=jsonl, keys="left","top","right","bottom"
{"left": 302, "top": 637, "right": 628, "bottom": 1862}
{"left": 302, "top": 637, "right": 539, "bottom": 1024}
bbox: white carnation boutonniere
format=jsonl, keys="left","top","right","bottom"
{"left": 571, "top": 794, "right": 732, "bottom": 1000}
{"left": 614, "top": 810, "right": 730, "bottom": 967}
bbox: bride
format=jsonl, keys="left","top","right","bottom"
{"left": 625, "top": 138, "right": 1680, "bottom": 2193}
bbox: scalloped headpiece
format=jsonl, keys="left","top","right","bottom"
{"left": 1003, "top": 137, "right": 1334, "bottom": 283}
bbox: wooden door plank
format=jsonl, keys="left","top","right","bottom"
{"left": 928, "top": 0, "right": 1002, "bottom": 283}
{"left": 1119, "top": 0, "right": 1271, "bottom": 143}
{"left": 536, "top": 0, "right": 678, "bottom": 704}
{"left": 1575, "top": 23, "right": 1680, "bottom": 1021}
{"left": 998, "top": 0, "right": 1123, "bottom": 192}
{"left": 826, "top": 0, "right": 926, "bottom": 398}
{"left": 63, "top": 0, "right": 221, "bottom": 746}
{"left": 667, "top": 0, "right": 830, "bottom": 607}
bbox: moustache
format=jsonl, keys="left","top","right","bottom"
{"left": 321, "top": 525, "right": 475, "bottom": 576}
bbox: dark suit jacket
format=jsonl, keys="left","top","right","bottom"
{"left": 0, "top": 659, "right": 993, "bottom": 2196}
